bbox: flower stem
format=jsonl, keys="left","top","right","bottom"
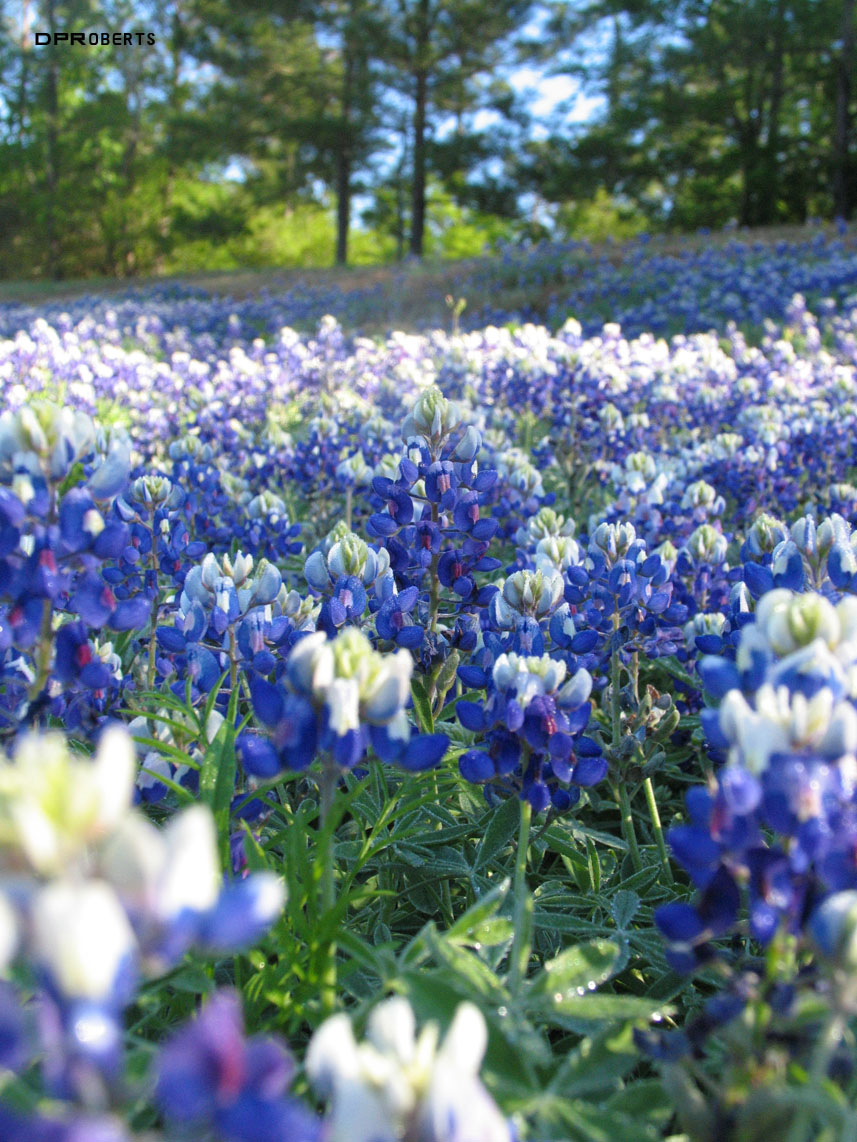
{"left": 317, "top": 759, "right": 339, "bottom": 1016}
{"left": 610, "top": 642, "right": 622, "bottom": 743}
{"left": 509, "top": 797, "right": 533, "bottom": 991}
{"left": 27, "top": 597, "right": 55, "bottom": 704}
{"left": 228, "top": 626, "right": 239, "bottom": 696}
{"left": 147, "top": 522, "right": 160, "bottom": 691}
{"left": 615, "top": 779, "right": 643, "bottom": 872}
{"left": 784, "top": 1010, "right": 847, "bottom": 1142}
{"left": 318, "top": 760, "right": 339, "bottom": 915}
{"left": 643, "top": 775, "right": 672, "bottom": 882}
{"left": 610, "top": 644, "right": 643, "bottom": 871}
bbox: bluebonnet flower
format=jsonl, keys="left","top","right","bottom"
{"left": 156, "top": 990, "right": 322, "bottom": 1142}
{"left": 304, "top": 526, "right": 394, "bottom": 637}
{"left": 659, "top": 588, "right": 857, "bottom": 968}
{"left": 240, "top": 627, "right": 448, "bottom": 777}
{"left": 0, "top": 727, "right": 285, "bottom": 1099}
{"left": 360, "top": 387, "right": 501, "bottom": 678}
{"left": 458, "top": 652, "right": 604, "bottom": 812}
{"left": 306, "top": 996, "right": 512, "bottom": 1142}
{"left": 0, "top": 1104, "right": 129, "bottom": 1142}
{"left": 155, "top": 549, "right": 284, "bottom": 695}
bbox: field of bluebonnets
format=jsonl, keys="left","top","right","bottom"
{"left": 3, "top": 227, "right": 857, "bottom": 1141}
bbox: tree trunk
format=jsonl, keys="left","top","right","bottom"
{"left": 335, "top": 47, "right": 354, "bottom": 265}
{"left": 409, "top": 0, "right": 430, "bottom": 258}
{"left": 410, "top": 65, "right": 428, "bottom": 256}
{"left": 158, "top": 3, "right": 183, "bottom": 271}
{"left": 759, "top": 0, "right": 787, "bottom": 225}
{"left": 45, "top": 0, "right": 61, "bottom": 278}
{"left": 833, "top": 0, "right": 855, "bottom": 219}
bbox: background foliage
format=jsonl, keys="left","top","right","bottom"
{"left": 0, "top": 0, "right": 854, "bottom": 278}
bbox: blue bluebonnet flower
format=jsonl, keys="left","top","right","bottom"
{"left": 156, "top": 990, "right": 322, "bottom": 1142}
{"left": 304, "top": 526, "right": 395, "bottom": 637}
{"left": 358, "top": 386, "right": 502, "bottom": 680}
{"left": 659, "top": 588, "right": 857, "bottom": 968}
{"left": 0, "top": 1104, "right": 129, "bottom": 1142}
{"left": 0, "top": 727, "right": 285, "bottom": 1099}
{"left": 154, "top": 549, "right": 284, "bottom": 695}
{"left": 240, "top": 627, "right": 448, "bottom": 777}
{"left": 458, "top": 652, "right": 604, "bottom": 812}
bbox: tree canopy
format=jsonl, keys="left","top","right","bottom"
{"left": 0, "top": 0, "right": 853, "bottom": 277}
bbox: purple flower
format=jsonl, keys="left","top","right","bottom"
{"left": 156, "top": 991, "right": 322, "bottom": 1142}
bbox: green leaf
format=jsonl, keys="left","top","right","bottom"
{"left": 611, "top": 889, "right": 641, "bottom": 931}
{"left": 446, "top": 879, "right": 511, "bottom": 943}
{"left": 554, "top": 1099, "right": 662, "bottom": 1142}
{"left": 585, "top": 835, "right": 602, "bottom": 893}
{"left": 527, "top": 939, "right": 623, "bottom": 1003}
{"left": 57, "top": 461, "right": 86, "bottom": 497}
{"left": 533, "top": 912, "right": 606, "bottom": 937}
{"left": 240, "top": 821, "right": 274, "bottom": 873}
{"left": 657, "top": 655, "right": 698, "bottom": 688}
{"left": 605, "top": 1079, "right": 674, "bottom": 1123}
{"left": 548, "top": 993, "right": 675, "bottom": 1024}
{"left": 199, "top": 718, "right": 236, "bottom": 824}
{"left": 549, "top": 1023, "right": 640, "bottom": 1099}
{"left": 474, "top": 797, "right": 521, "bottom": 870}
{"left": 411, "top": 676, "right": 434, "bottom": 733}
{"left": 167, "top": 964, "right": 214, "bottom": 996}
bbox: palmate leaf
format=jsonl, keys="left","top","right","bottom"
{"left": 531, "top": 1096, "right": 663, "bottom": 1142}
{"left": 445, "top": 879, "right": 513, "bottom": 946}
{"left": 410, "top": 675, "right": 434, "bottom": 733}
{"left": 546, "top": 1023, "right": 642, "bottom": 1100}
{"left": 474, "top": 796, "right": 521, "bottom": 871}
{"left": 547, "top": 993, "right": 675, "bottom": 1033}
{"left": 526, "top": 939, "right": 625, "bottom": 1004}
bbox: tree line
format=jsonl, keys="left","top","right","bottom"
{"left": 0, "top": 0, "right": 853, "bottom": 279}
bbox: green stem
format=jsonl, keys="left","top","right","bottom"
{"left": 509, "top": 797, "right": 533, "bottom": 991}
{"left": 610, "top": 642, "right": 622, "bottom": 743}
{"left": 345, "top": 486, "right": 352, "bottom": 531}
{"left": 147, "top": 523, "right": 160, "bottom": 691}
{"left": 228, "top": 626, "right": 238, "bottom": 696}
{"left": 643, "top": 775, "right": 673, "bottom": 882}
{"left": 318, "top": 760, "right": 339, "bottom": 915}
{"left": 615, "top": 780, "right": 643, "bottom": 873}
{"left": 610, "top": 643, "right": 643, "bottom": 871}
{"left": 785, "top": 1010, "right": 847, "bottom": 1142}
{"left": 427, "top": 502, "right": 442, "bottom": 705}
{"left": 27, "top": 597, "right": 55, "bottom": 703}
{"left": 317, "top": 759, "right": 339, "bottom": 1016}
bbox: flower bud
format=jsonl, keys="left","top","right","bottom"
{"left": 304, "top": 550, "right": 330, "bottom": 591}
{"left": 757, "top": 589, "right": 839, "bottom": 656}
{"left": 328, "top": 532, "right": 369, "bottom": 579}
{"left": 745, "top": 512, "right": 789, "bottom": 556}
{"left": 450, "top": 425, "right": 481, "bottom": 462}
{"left": 790, "top": 514, "right": 817, "bottom": 560}
{"left": 685, "top": 524, "right": 727, "bottom": 564}
{"left": 336, "top": 452, "right": 373, "bottom": 486}
{"left": 810, "top": 891, "right": 857, "bottom": 968}
{"left": 402, "top": 386, "right": 461, "bottom": 444}
{"left": 246, "top": 490, "right": 287, "bottom": 520}
{"left": 222, "top": 551, "right": 254, "bottom": 587}
{"left": 592, "top": 521, "right": 636, "bottom": 564}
